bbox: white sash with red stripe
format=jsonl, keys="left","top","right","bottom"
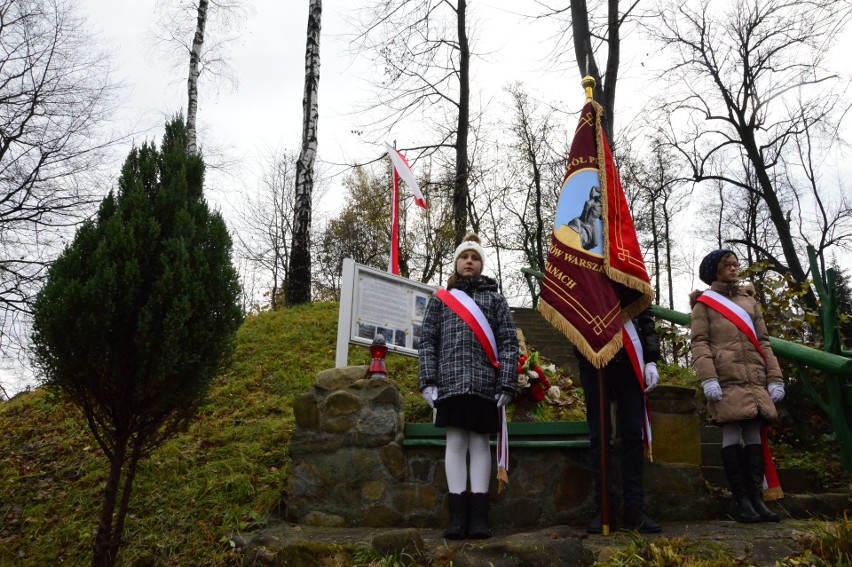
{"left": 434, "top": 288, "right": 499, "bottom": 368}
{"left": 696, "top": 290, "right": 765, "bottom": 358}
{"left": 621, "top": 320, "right": 653, "bottom": 457}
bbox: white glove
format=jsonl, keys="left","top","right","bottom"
{"left": 768, "top": 382, "right": 785, "bottom": 403}
{"left": 495, "top": 392, "right": 513, "bottom": 408}
{"left": 702, "top": 379, "right": 723, "bottom": 402}
{"left": 643, "top": 362, "right": 659, "bottom": 393}
{"left": 421, "top": 386, "right": 438, "bottom": 408}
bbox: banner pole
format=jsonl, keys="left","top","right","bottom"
{"left": 598, "top": 367, "right": 610, "bottom": 535}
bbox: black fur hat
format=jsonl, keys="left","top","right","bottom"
{"left": 699, "top": 249, "right": 734, "bottom": 285}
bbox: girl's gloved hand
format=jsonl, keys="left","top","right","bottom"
{"left": 421, "top": 386, "right": 438, "bottom": 408}
{"left": 702, "top": 379, "right": 723, "bottom": 402}
{"left": 768, "top": 382, "right": 785, "bottom": 403}
{"left": 644, "top": 362, "right": 659, "bottom": 393}
{"left": 495, "top": 392, "right": 513, "bottom": 408}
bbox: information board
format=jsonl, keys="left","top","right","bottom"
{"left": 335, "top": 258, "right": 438, "bottom": 367}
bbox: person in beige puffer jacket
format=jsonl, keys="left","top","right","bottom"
{"left": 690, "top": 249, "right": 784, "bottom": 524}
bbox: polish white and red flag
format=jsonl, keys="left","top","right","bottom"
{"left": 385, "top": 143, "right": 427, "bottom": 275}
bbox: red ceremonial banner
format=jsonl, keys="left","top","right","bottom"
{"left": 538, "top": 101, "right": 652, "bottom": 368}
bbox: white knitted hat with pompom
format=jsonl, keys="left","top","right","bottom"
{"left": 452, "top": 233, "right": 485, "bottom": 271}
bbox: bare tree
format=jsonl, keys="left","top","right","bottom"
{"left": 534, "top": 0, "right": 642, "bottom": 143}
{"left": 186, "top": 0, "right": 209, "bottom": 154}
{"left": 285, "top": 0, "right": 322, "bottom": 306}
{"left": 0, "top": 0, "right": 122, "bottom": 394}
{"left": 233, "top": 150, "right": 298, "bottom": 311}
{"left": 649, "top": 0, "right": 852, "bottom": 305}
{"left": 350, "top": 0, "right": 473, "bottom": 245}
{"left": 152, "top": 0, "right": 247, "bottom": 154}
{"left": 485, "top": 84, "right": 567, "bottom": 302}
{"left": 620, "top": 137, "right": 690, "bottom": 310}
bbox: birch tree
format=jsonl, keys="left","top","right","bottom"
{"left": 152, "top": 0, "right": 247, "bottom": 155}
{"left": 285, "top": 0, "right": 322, "bottom": 306}
{"left": 186, "top": 0, "right": 208, "bottom": 154}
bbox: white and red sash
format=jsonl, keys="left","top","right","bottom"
{"left": 434, "top": 287, "right": 509, "bottom": 490}
{"left": 695, "top": 290, "right": 765, "bottom": 358}
{"left": 622, "top": 320, "right": 653, "bottom": 458}
{"left": 695, "top": 289, "right": 783, "bottom": 499}
{"left": 434, "top": 288, "right": 499, "bottom": 368}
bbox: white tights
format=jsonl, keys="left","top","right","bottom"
{"left": 445, "top": 426, "right": 491, "bottom": 494}
{"left": 721, "top": 418, "right": 762, "bottom": 448}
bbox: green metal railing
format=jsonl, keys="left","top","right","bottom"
{"left": 522, "top": 258, "right": 852, "bottom": 470}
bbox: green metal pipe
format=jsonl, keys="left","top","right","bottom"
{"left": 651, "top": 305, "right": 852, "bottom": 377}
{"left": 520, "top": 270, "right": 851, "bottom": 377}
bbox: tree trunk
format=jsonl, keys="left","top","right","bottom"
{"left": 571, "top": 0, "right": 620, "bottom": 143}
{"left": 92, "top": 441, "right": 127, "bottom": 567}
{"left": 286, "top": 0, "right": 322, "bottom": 306}
{"left": 186, "top": 0, "right": 209, "bottom": 155}
{"left": 453, "top": 0, "right": 470, "bottom": 246}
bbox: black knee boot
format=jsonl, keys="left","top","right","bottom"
{"left": 720, "top": 445, "right": 761, "bottom": 523}
{"left": 743, "top": 444, "right": 781, "bottom": 522}
{"left": 444, "top": 492, "right": 468, "bottom": 539}
{"left": 467, "top": 492, "right": 492, "bottom": 539}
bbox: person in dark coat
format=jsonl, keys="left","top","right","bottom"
{"left": 690, "top": 249, "right": 784, "bottom": 523}
{"left": 418, "top": 233, "right": 519, "bottom": 539}
{"left": 579, "top": 307, "right": 662, "bottom": 534}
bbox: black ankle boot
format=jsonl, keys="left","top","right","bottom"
{"left": 743, "top": 444, "right": 781, "bottom": 522}
{"left": 467, "top": 492, "right": 492, "bottom": 539}
{"left": 444, "top": 492, "right": 468, "bottom": 539}
{"left": 721, "top": 445, "right": 761, "bottom": 523}
{"left": 623, "top": 509, "right": 662, "bottom": 534}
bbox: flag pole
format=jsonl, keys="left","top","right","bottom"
{"left": 388, "top": 141, "right": 400, "bottom": 275}
{"left": 581, "top": 73, "right": 611, "bottom": 536}
{"left": 598, "top": 367, "right": 610, "bottom": 536}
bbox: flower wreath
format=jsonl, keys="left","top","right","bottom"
{"left": 515, "top": 351, "right": 560, "bottom": 404}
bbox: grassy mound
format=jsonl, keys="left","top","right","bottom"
{"left": 0, "top": 301, "right": 420, "bottom": 565}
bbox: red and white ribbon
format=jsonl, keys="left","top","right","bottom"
{"left": 385, "top": 143, "right": 427, "bottom": 209}
{"left": 434, "top": 288, "right": 499, "bottom": 368}
{"left": 696, "top": 290, "right": 765, "bottom": 358}
{"left": 622, "top": 320, "right": 653, "bottom": 456}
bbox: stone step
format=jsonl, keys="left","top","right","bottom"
{"left": 701, "top": 465, "right": 821, "bottom": 494}
{"left": 511, "top": 307, "right": 579, "bottom": 373}
{"left": 701, "top": 465, "right": 727, "bottom": 488}
{"left": 700, "top": 425, "right": 721, "bottom": 443}
{"left": 701, "top": 442, "right": 723, "bottom": 466}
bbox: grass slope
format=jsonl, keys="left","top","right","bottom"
{"left": 0, "top": 301, "right": 419, "bottom": 566}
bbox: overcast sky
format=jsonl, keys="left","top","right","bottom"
{"left": 79, "top": 1, "right": 580, "bottom": 215}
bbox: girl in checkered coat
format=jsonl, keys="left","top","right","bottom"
{"left": 418, "top": 233, "right": 519, "bottom": 539}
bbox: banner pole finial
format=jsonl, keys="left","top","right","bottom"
{"left": 582, "top": 75, "right": 596, "bottom": 103}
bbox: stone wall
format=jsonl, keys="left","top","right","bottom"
{"left": 285, "top": 367, "right": 716, "bottom": 529}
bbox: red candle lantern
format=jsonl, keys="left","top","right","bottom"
{"left": 367, "top": 334, "right": 388, "bottom": 378}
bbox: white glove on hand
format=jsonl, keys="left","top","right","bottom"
{"left": 643, "top": 362, "right": 659, "bottom": 393}
{"left": 421, "top": 386, "right": 438, "bottom": 408}
{"left": 702, "top": 379, "right": 723, "bottom": 402}
{"left": 495, "top": 392, "right": 513, "bottom": 408}
{"left": 768, "top": 382, "right": 785, "bottom": 403}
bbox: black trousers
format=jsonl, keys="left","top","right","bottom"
{"left": 579, "top": 353, "right": 646, "bottom": 514}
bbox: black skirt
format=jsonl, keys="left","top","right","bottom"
{"left": 435, "top": 394, "right": 500, "bottom": 434}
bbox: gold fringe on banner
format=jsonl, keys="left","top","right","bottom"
{"left": 538, "top": 299, "right": 624, "bottom": 369}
